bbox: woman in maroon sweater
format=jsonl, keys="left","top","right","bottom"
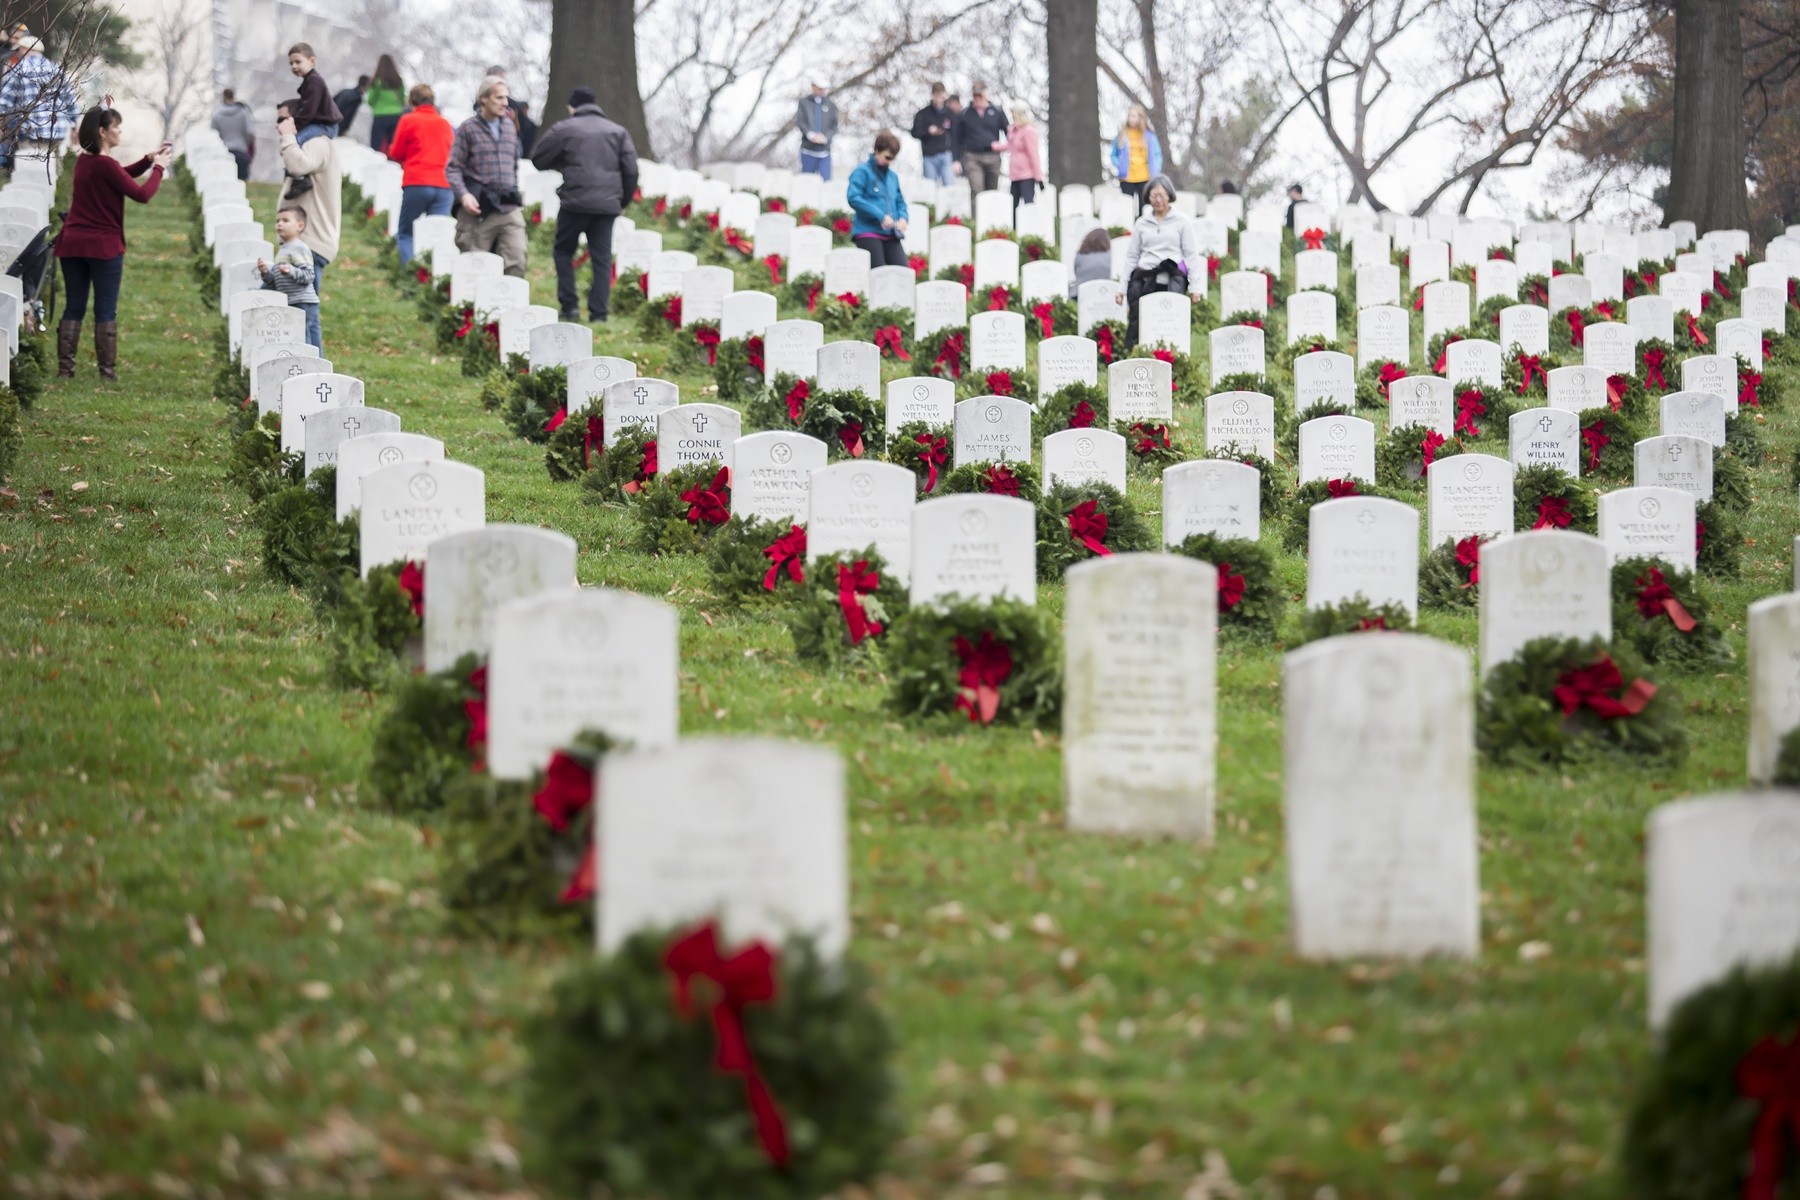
{"left": 55, "top": 107, "right": 171, "bottom": 379}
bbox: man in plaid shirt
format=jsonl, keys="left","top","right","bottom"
{"left": 1, "top": 36, "right": 78, "bottom": 185}
{"left": 446, "top": 76, "right": 527, "bottom": 277}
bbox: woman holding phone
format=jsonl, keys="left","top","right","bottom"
{"left": 56, "top": 105, "right": 170, "bottom": 379}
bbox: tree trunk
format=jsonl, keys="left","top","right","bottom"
{"left": 546, "top": 0, "right": 653, "bottom": 158}
{"left": 1666, "top": 0, "right": 1750, "bottom": 230}
{"left": 1046, "top": 0, "right": 1101, "bottom": 186}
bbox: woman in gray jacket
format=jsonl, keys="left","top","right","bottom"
{"left": 1122, "top": 176, "right": 1200, "bottom": 348}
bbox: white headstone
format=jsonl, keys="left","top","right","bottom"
{"left": 1357, "top": 305, "right": 1410, "bottom": 368}
{"left": 1499, "top": 304, "right": 1550, "bottom": 356}
{"left": 885, "top": 376, "right": 955, "bottom": 434}
{"left": 1634, "top": 434, "right": 1713, "bottom": 501}
{"left": 869, "top": 265, "right": 917, "bottom": 314}
{"left": 1659, "top": 390, "right": 1727, "bottom": 448}
{"left": 1477, "top": 530, "right": 1612, "bottom": 671}
{"left": 359, "top": 460, "right": 486, "bottom": 577}
{"left": 1107, "top": 358, "right": 1172, "bottom": 422}
{"left": 1137, "top": 292, "right": 1191, "bottom": 354}
{"left": 1209, "top": 325, "right": 1266, "bottom": 382}
{"left": 1162, "top": 459, "right": 1261, "bottom": 544}
{"left": 1306, "top": 497, "right": 1420, "bottom": 614}
{"left": 335, "top": 433, "right": 444, "bottom": 521}
{"left": 816, "top": 340, "right": 882, "bottom": 402}
{"left": 1037, "top": 335, "right": 1099, "bottom": 398}
{"left": 952, "top": 395, "right": 1033, "bottom": 466}
{"left": 908, "top": 493, "right": 1037, "bottom": 607}
{"left": 1427, "top": 454, "right": 1515, "bottom": 548}
{"left": 278, "top": 372, "right": 365, "bottom": 455}
{"left": 1391, "top": 375, "right": 1453, "bottom": 435}
{"left": 1356, "top": 263, "right": 1401, "bottom": 309}
{"left": 1293, "top": 350, "right": 1356, "bottom": 412}
{"left": 730, "top": 431, "right": 828, "bottom": 524}
{"left": 763, "top": 319, "right": 826, "bottom": 383}
{"left": 423, "top": 526, "right": 579, "bottom": 671}
{"left": 914, "top": 280, "right": 967, "bottom": 340}
{"left": 1507, "top": 408, "right": 1581, "bottom": 477}
{"left": 568, "top": 356, "right": 640, "bottom": 415}
{"left": 1219, "top": 270, "right": 1268, "bottom": 316}
{"left": 1548, "top": 273, "right": 1592, "bottom": 313}
{"left": 1203, "top": 391, "right": 1276, "bottom": 460}
{"left": 252, "top": 351, "right": 330, "bottom": 415}
{"left": 1547, "top": 365, "right": 1609, "bottom": 413}
{"left": 1583, "top": 321, "right": 1638, "bottom": 376}
{"left": 806, "top": 460, "right": 916, "bottom": 584}
{"left": 528, "top": 322, "right": 594, "bottom": 369}
{"left": 1297, "top": 415, "right": 1377, "bottom": 484}
{"left": 1598, "top": 486, "right": 1697, "bottom": 571}
{"left": 1422, "top": 281, "right": 1471, "bottom": 346}
{"left": 603, "top": 377, "right": 680, "bottom": 446}
{"left": 497, "top": 305, "right": 558, "bottom": 360}
{"left": 1681, "top": 355, "right": 1738, "bottom": 415}
{"left": 657, "top": 404, "right": 741, "bottom": 471}
{"left": 1287, "top": 291, "right": 1337, "bottom": 345}
{"left": 1041, "top": 428, "right": 1128, "bottom": 493}
{"left": 721, "top": 291, "right": 778, "bottom": 342}
{"left": 969, "top": 310, "right": 1028, "bottom": 371}
{"left": 304, "top": 405, "right": 400, "bottom": 475}
{"left": 823, "top": 247, "right": 873, "bottom": 299}
{"left": 1628, "top": 295, "right": 1675, "bottom": 346}
{"left": 1444, "top": 338, "right": 1503, "bottom": 388}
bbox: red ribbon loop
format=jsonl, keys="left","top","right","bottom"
{"left": 1301, "top": 227, "right": 1327, "bottom": 250}
{"left": 1534, "top": 496, "right": 1572, "bottom": 529}
{"left": 953, "top": 631, "right": 1013, "bottom": 725}
{"left": 1070, "top": 399, "right": 1097, "bottom": 429}
{"left": 761, "top": 525, "right": 807, "bottom": 591}
{"left": 1642, "top": 347, "right": 1667, "bottom": 389}
{"left": 694, "top": 325, "right": 721, "bottom": 366}
{"left": 1565, "top": 308, "right": 1586, "bottom": 347}
{"left": 986, "top": 284, "right": 1012, "bottom": 311}
{"left": 933, "top": 331, "right": 966, "bottom": 379}
{"left": 1378, "top": 361, "right": 1406, "bottom": 401}
{"left": 398, "top": 560, "right": 426, "bottom": 617}
{"left": 1095, "top": 324, "right": 1115, "bottom": 364}
{"left": 681, "top": 467, "right": 731, "bottom": 526}
{"left": 982, "top": 464, "right": 1022, "bottom": 496}
{"left": 1738, "top": 1027, "right": 1800, "bottom": 1200}
{"left": 784, "top": 379, "right": 810, "bottom": 424}
{"left": 1686, "top": 313, "right": 1710, "bottom": 346}
{"left": 745, "top": 335, "right": 765, "bottom": 374}
{"left": 533, "top": 751, "right": 594, "bottom": 834}
{"left": 762, "top": 255, "right": 784, "bottom": 285}
{"left": 1454, "top": 535, "right": 1482, "bottom": 588}
{"left": 1031, "top": 301, "right": 1055, "bottom": 339}
{"left": 835, "top": 560, "right": 884, "bottom": 644}
{"left": 1635, "top": 567, "right": 1696, "bottom": 632}
{"left": 1216, "top": 563, "right": 1245, "bottom": 611}
{"left": 1421, "top": 429, "right": 1447, "bottom": 469}
{"left": 662, "top": 922, "right": 790, "bottom": 1167}
{"left": 1581, "top": 420, "right": 1610, "bottom": 472}
{"left": 915, "top": 433, "right": 947, "bottom": 493}
{"left": 1516, "top": 353, "right": 1545, "bottom": 394}
{"left": 463, "top": 664, "right": 489, "bottom": 763}
{"left": 622, "top": 439, "right": 658, "bottom": 494}
{"left": 873, "top": 325, "right": 910, "bottom": 360}
{"left": 1325, "top": 478, "right": 1359, "bottom": 498}
{"left": 583, "top": 414, "right": 604, "bottom": 470}
{"left": 1553, "top": 656, "right": 1656, "bottom": 719}
{"left": 1067, "top": 499, "right": 1113, "bottom": 556}
{"left": 1741, "top": 370, "right": 1764, "bottom": 409}
{"left": 986, "top": 370, "right": 1014, "bottom": 397}
{"left": 839, "top": 420, "right": 865, "bottom": 458}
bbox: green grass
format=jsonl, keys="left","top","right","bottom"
{"left": 0, "top": 179, "right": 1793, "bottom": 1199}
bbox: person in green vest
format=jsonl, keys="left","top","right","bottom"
{"left": 365, "top": 54, "right": 406, "bottom": 153}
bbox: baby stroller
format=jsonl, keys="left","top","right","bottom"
{"left": 8, "top": 222, "right": 56, "bottom": 334}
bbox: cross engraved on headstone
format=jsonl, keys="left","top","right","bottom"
{"left": 340, "top": 415, "right": 361, "bottom": 436}
{"left": 1538, "top": 416, "right": 1555, "bottom": 433}
{"left": 286, "top": 364, "right": 304, "bottom": 377}
{"left": 633, "top": 385, "right": 649, "bottom": 405}
{"left": 1356, "top": 509, "right": 1376, "bottom": 527}
{"left": 692, "top": 412, "right": 709, "bottom": 432}
{"left": 1668, "top": 443, "right": 1682, "bottom": 460}
{"left": 315, "top": 382, "right": 334, "bottom": 404}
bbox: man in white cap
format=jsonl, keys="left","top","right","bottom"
{"left": 0, "top": 34, "right": 77, "bottom": 184}
{"left": 794, "top": 78, "right": 839, "bottom": 182}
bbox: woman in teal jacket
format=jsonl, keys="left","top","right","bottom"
{"left": 846, "top": 130, "right": 910, "bottom": 268}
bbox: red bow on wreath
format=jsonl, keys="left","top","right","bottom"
{"left": 765, "top": 197, "right": 785, "bottom": 213}
{"left": 1301, "top": 227, "right": 1327, "bottom": 251}
{"left": 533, "top": 751, "right": 593, "bottom": 834}
{"left": 547, "top": 406, "right": 569, "bottom": 434}
{"left": 1635, "top": 566, "right": 1696, "bottom": 632}
{"left": 1130, "top": 423, "right": 1170, "bottom": 455}
{"left": 1455, "top": 389, "right": 1486, "bottom": 437}
{"left": 452, "top": 306, "right": 475, "bottom": 339}
{"left": 464, "top": 664, "right": 489, "bottom": 764}
{"left": 724, "top": 229, "right": 753, "bottom": 256}
{"left": 1565, "top": 308, "right": 1586, "bottom": 347}
{"left": 784, "top": 378, "right": 810, "bottom": 423}
{"left": 1642, "top": 346, "right": 1667, "bottom": 389}
{"left": 1737, "top": 1025, "right": 1800, "bottom": 1200}
{"left": 694, "top": 325, "right": 721, "bottom": 366}
{"left": 1031, "top": 301, "right": 1056, "bottom": 339}
{"left": 1217, "top": 563, "right": 1245, "bottom": 611}
{"left": 805, "top": 280, "right": 823, "bottom": 312}
{"left": 1553, "top": 656, "right": 1656, "bottom": 719}
{"left": 415, "top": 266, "right": 431, "bottom": 285}
{"left": 1207, "top": 255, "right": 1221, "bottom": 280}
{"left": 1516, "top": 353, "right": 1546, "bottom": 394}
{"left": 398, "top": 560, "right": 426, "bottom": 617}
{"left": 907, "top": 254, "right": 928, "bottom": 279}
{"left": 873, "top": 325, "right": 910, "bottom": 360}
{"left": 661, "top": 295, "right": 682, "bottom": 327}
{"left": 761, "top": 525, "right": 807, "bottom": 591}
{"left": 953, "top": 631, "right": 1013, "bottom": 725}
{"left": 1421, "top": 429, "right": 1447, "bottom": 469}
{"left": 915, "top": 432, "right": 947, "bottom": 493}
{"left": 957, "top": 263, "right": 975, "bottom": 289}
{"left": 1433, "top": 334, "right": 1463, "bottom": 376}
{"left": 623, "top": 439, "right": 658, "bottom": 494}
{"left": 986, "top": 285, "right": 1012, "bottom": 311}
{"left": 1595, "top": 300, "right": 1617, "bottom": 321}
{"left": 762, "top": 255, "right": 784, "bottom": 286}
{"left": 835, "top": 291, "right": 861, "bottom": 309}
{"left": 678, "top": 202, "right": 693, "bottom": 220}
{"left": 637, "top": 273, "right": 650, "bottom": 296}
{"left": 1740, "top": 369, "right": 1764, "bottom": 409}
{"left": 663, "top": 922, "right": 791, "bottom": 1167}
{"left": 1581, "top": 420, "right": 1610, "bottom": 472}
{"left": 982, "top": 463, "right": 1022, "bottom": 496}
{"left": 1070, "top": 399, "right": 1098, "bottom": 428}
{"left": 832, "top": 217, "right": 851, "bottom": 235}
{"left": 1326, "top": 478, "right": 1359, "bottom": 498}
{"left": 1534, "top": 496, "right": 1572, "bottom": 529}
{"left": 582, "top": 414, "right": 604, "bottom": 470}
{"left": 1686, "top": 313, "right": 1710, "bottom": 346}
{"left": 1067, "top": 500, "right": 1113, "bottom": 556}
{"left": 933, "top": 331, "right": 966, "bottom": 378}
{"left": 681, "top": 467, "right": 731, "bottom": 527}
{"left": 1454, "top": 536, "right": 1482, "bottom": 587}
{"left": 985, "top": 370, "right": 1014, "bottom": 397}
{"left": 836, "top": 560, "right": 884, "bottom": 645}
{"left": 745, "top": 335, "right": 765, "bottom": 374}
{"left": 839, "top": 420, "right": 866, "bottom": 458}
{"left": 1378, "top": 361, "right": 1406, "bottom": 402}
{"left": 1357, "top": 615, "right": 1389, "bottom": 631}
{"left": 1095, "top": 324, "right": 1115, "bottom": 363}
{"left": 705, "top": 211, "right": 721, "bottom": 230}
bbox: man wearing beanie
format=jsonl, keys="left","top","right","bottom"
{"left": 530, "top": 85, "right": 639, "bottom": 323}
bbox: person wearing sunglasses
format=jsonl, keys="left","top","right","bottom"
{"left": 846, "top": 129, "right": 910, "bottom": 268}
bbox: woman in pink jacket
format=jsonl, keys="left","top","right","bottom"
{"left": 1007, "top": 109, "right": 1043, "bottom": 217}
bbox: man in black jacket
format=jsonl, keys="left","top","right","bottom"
{"left": 910, "top": 82, "right": 954, "bottom": 186}
{"left": 954, "top": 82, "right": 1009, "bottom": 195}
{"left": 531, "top": 87, "right": 640, "bottom": 322}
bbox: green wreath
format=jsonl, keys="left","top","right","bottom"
{"left": 1089, "top": 318, "right": 1128, "bottom": 365}
{"left": 866, "top": 305, "right": 912, "bottom": 339}
{"left": 326, "top": 559, "right": 421, "bottom": 690}
{"left": 784, "top": 549, "right": 910, "bottom": 665}
{"left": 799, "top": 388, "right": 887, "bottom": 460}
{"left": 1476, "top": 635, "right": 1687, "bottom": 767}
{"left": 1036, "top": 481, "right": 1154, "bottom": 578}
{"left": 1513, "top": 462, "right": 1596, "bottom": 532}
{"left": 1116, "top": 418, "right": 1185, "bottom": 473}
{"left": 1501, "top": 348, "right": 1560, "bottom": 399}
{"left": 477, "top": 367, "right": 512, "bottom": 411}
{"left": 1674, "top": 306, "right": 1718, "bottom": 353}
{"left": 885, "top": 597, "right": 1061, "bottom": 726}
{"left": 1275, "top": 334, "right": 1345, "bottom": 374}
{"left": 612, "top": 270, "right": 647, "bottom": 318}
{"left": 781, "top": 272, "right": 824, "bottom": 314}
{"left": 1419, "top": 535, "right": 1487, "bottom": 611}
{"left": 1032, "top": 382, "right": 1107, "bottom": 439}
{"left": 254, "top": 466, "right": 357, "bottom": 591}
{"left": 1425, "top": 326, "right": 1476, "bottom": 368}
{"left": 1712, "top": 450, "right": 1751, "bottom": 513}
{"left": 545, "top": 406, "right": 604, "bottom": 482}
{"left": 1354, "top": 359, "right": 1406, "bottom": 411}
{"left": 582, "top": 425, "right": 658, "bottom": 506}
{"left": 1474, "top": 294, "right": 1511, "bottom": 330}
{"left": 438, "top": 731, "right": 611, "bottom": 940}
{"left": 914, "top": 325, "right": 969, "bottom": 380}
{"left": 1376, "top": 423, "right": 1465, "bottom": 490}
{"left": 0, "top": 382, "right": 19, "bottom": 478}
{"left": 1219, "top": 310, "right": 1267, "bottom": 333}
{"left": 714, "top": 335, "right": 765, "bottom": 404}
{"left": 1741, "top": 354, "right": 1787, "bottom": 410}
{"left": 941, "top": 460, "right": 1041, "bottom": 500}
{"left": 1202, "top": 449, "right": 1284, "bottom": 521}
{"left": 683, "top": 319, "right": 722, "bottom": 373}
{"left": 885, "top": 421, "right": 951, "bottom": 495}
{"left": 1028, "top": 296, "right": 1077, "bottom": 339}
{"left": 956, "top": 365, "right": 1037, "bottom": 402}
{"left": 1727, "top": 413, "right": 1765, "bottom": 465}
{"left": 499, "top": 365, "right": 570, "bottom": 443}
{"left": 366, "top": 653, "right": 484, "bottom": 813}
{"left": 520, "top": 925, "right": 899, "bottom": 1200}
{"left": 1125, "top": 345, "right": 1204, "bottom": 404}
{"left": 1574, "top": 407, "right": 1643, "bottom": 482}
{"left": 10, "top": 329, "right": 46, "bottom": 409}
{"left": 634, "top": 293, "right": 687, "bottom": 342}
{"left": 632, "top": 460, "right": 733, "bottom": 555}
{"left": 1281, "top": 478, "right": 1403, "bottom": 553}
{"left": 460, "top": 322, "right": 503, "bottom": 378}
{"left": 816, "top": 294, "right": 866, "bottom": 336}
{"left": 703, "top": 516, "right": 809, "bottom": 608}
{"left": 226, "top": 411, "right": 302, "bottom": 504}
{"left": 1450, "top": 383, "right": 1516, "bottom": 437}
{"left": 1168, "top": 533, "right": 1283, "bottom": 639}
{"left": 1697, "top": 499, "right": 1742, "bottom": 576}
{"left": 745, "top": 371, "right": 809, "bottom": 432}
{"left": 1185, "top": 292, "right": 1219, "bottom": 331}
{"left": 1295, "top": 595, "right": 1417, "bottom": 645}
{"left": 1621, "top": 953, "right": 1800, "bottom": 1200}
{"left": 1609, "top": 557, "right": 1730, "bottom": 672}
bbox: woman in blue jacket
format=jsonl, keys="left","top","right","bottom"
{"left": 1109, "top": 105, "right": 1163, "bottom": 212}
{"left": 846, "top": 130, "right": 910, "bottom": 267}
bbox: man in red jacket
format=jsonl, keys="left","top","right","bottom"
{"left": 386, "top": 83, "right": 455, "bottom": 264}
